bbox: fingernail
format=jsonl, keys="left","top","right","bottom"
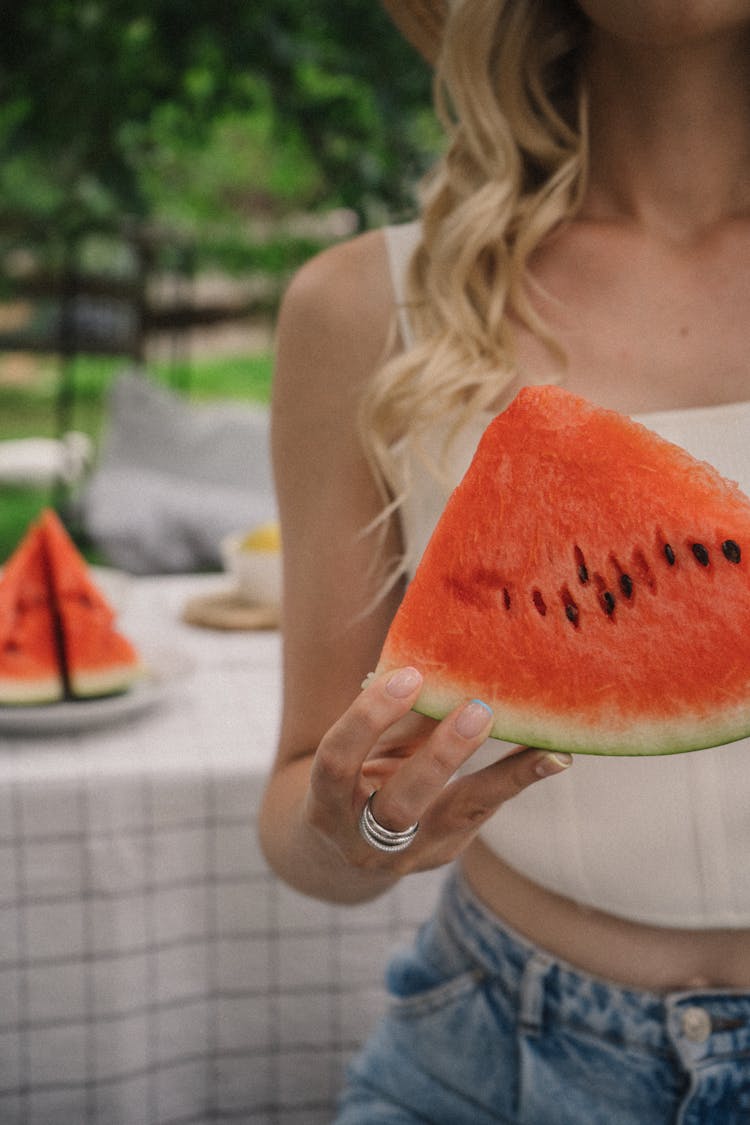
{"left": 385, "top": 667, "right": 422, "bottom": 698}
{"left": 455, "top": 699, "right": 493, "bottom": 738}
{"left": 535, "top": 751, "right": 573, "bottom": 778}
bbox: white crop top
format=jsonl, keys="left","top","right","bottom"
{"left": 384, "top": 221, "right": 750, "bottom": 929}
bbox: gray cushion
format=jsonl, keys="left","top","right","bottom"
{"left": 81, "top": 370, "right": 276, "bottom": 573}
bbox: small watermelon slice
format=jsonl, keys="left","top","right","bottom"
{"left": 376, "top": 386, "right": 750, "bottom": 756}
{"left": 0, "top": 509, "right": 141, "bottom": 705}
{"left": 0, "top": 522, "right": 63, "bottom": 704}
{"left": 39, "top": 509, "right": 142, "bottom": 699}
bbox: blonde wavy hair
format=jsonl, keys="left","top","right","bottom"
{"left": 359, "top": 0, "right": 590, "bottom": 554}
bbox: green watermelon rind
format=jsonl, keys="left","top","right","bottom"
{"left": 404, "top": 678, "right": 750, "bottom": 758}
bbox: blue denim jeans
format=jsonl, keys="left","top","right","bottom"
{"left": 334, "top": 868, "right": 750, "bottom": 1124}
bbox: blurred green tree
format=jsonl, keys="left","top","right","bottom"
{"left": 1, "top": 0, "right": 439, "bottom": 242}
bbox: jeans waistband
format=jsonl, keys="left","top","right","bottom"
{"left": 437, "top": 866, "right": 750, "bottom": 1063}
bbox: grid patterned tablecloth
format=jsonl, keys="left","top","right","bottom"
{"left": 0, "top": 574, "right": 443, "bottom": 1125}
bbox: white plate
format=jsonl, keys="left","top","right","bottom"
{"left": 0, "top": 646, "right": 192, "bottom": 736}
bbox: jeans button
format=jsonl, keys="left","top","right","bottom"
{"left": 681, "top": 1006, "right": 712, "bottom": 1043}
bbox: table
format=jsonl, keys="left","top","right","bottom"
{"left": 0, "top": 574, "right": 443, "bottom": 1125}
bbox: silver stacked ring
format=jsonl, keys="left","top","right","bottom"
{"left": 358, "top": 792, "right": 420, "bottom": 853}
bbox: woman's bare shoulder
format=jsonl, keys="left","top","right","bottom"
{"left": 274, "top": 229, "right": 395, "bottom": 411}
{"left": 280, "top": 227, "right": 392, "bottom": 325}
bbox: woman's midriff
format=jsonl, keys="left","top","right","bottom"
{"left": 461, "top": 836, "right": 750, "bottom": 991}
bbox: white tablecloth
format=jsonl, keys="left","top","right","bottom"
{"left": 0, "top": 574, "right": 443, "bottom": 1125}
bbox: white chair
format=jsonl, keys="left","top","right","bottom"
{"left": 0, "top": 431, "right": 94, "bottom": 487}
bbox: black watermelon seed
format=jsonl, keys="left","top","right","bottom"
{"left": 601, "top": 591, "right": 616, "bottom": 616}
{"left": 561, "top": 587, "right": 579, "bottom": 625}
{"left": 532, "top": 590, "right": 547, "bottom": 616}
{"left": 722, "top": 539, "right": 741, "bottom": 564}
{"left": 664, "top": 543, "right": 676, "bottom": 566}
{"left": 502, "top": 587, "right": 512, "bottom": 610}
{"left": 691, "top": 543, "right": 710, "bottom": 567}
{"left": 619, "top": 573, "right": 634, "bottom": 599}
{"left": 574, "top": 546, "right": 589, "bottom": 584}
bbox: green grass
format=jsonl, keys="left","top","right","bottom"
{"left": 1, "top": 352, "right": 274, "bottom": 435}
{"left": 0, "top": 350, "right": 274, "bottom": 562}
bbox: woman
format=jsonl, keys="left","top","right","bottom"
{"left": 260, "top": 1, "right": 750, "bottom": 1120}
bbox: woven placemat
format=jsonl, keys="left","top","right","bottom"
{"left": 182, "top": 589, "right": 280, "bottom": 631}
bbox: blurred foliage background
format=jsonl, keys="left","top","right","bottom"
{"left": 1, "top": 0, "right": 440, "bottom": 266}
{"left": 0, "top": 1, "right": 442, "bottom": 560}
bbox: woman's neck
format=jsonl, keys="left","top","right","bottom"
{"left": 581, "top": 27, "right": 750, "bottom": 242}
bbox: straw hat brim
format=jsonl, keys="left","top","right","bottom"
{"left": 380, "top": 0, "right": 447, "bottom": 65}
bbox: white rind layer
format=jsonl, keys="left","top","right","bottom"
{"left": 0, "top": 676, "right": 64, "bottom": 705}
{"left": 410, "top": 680, "right": 750, "bottom": 757}
{"left": 70, "top": 663, "right": 143, "bottom": 699}
{"left": 0, "top": 664, "right": 142, "bottom": 707}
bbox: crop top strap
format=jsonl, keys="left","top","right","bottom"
{"left": 383, "top": 221, "right": 422, "bottom": 350}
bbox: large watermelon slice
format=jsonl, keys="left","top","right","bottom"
{"left": 0, "top": 509, "right": 141, "bottom": 705}
{"left": 376, "top": 386, "right": 750, "bottom": 756}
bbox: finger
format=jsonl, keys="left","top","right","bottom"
{"left": 432, "top": 746, "right": 573, "bottom": 834}
{"left": 310, "top": 667, "right": 423, "bottom": 807}
{"left": 368, "top": 698, "right": 495, "bottom": 832}
{"left": 361, "top": 710, "right": 439, "bottom": 789}
{"left": 363, "top": 707, "right": 438, "bottom": 759}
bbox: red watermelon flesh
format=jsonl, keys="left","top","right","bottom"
{"left": 0, "top": 509, "right": 141, "bottom": 705}
{"left": 376, "top": 386, "right": 750, "bottom": 756}
{"left": 38, "top": 509, "right": 141, "bottom": 699}
{"left": 0, "top": 524, "right": 63, "bottom": 704}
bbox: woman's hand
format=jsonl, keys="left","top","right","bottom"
{"left": 306, "top": 666, "right": 572, "bottom": 874}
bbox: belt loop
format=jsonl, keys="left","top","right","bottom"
{"left": 518, "top": 952, "right": 553, "bottom": 1037}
